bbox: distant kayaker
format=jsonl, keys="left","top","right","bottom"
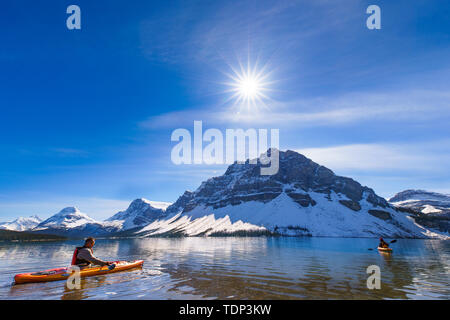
{"left": 71, "top": 237, "right": 112, "bottom": 268}
{"left": 378, "top": 237, "right": 389, "bottom": 248}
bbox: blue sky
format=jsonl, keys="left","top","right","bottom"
{"left": 1, "top": 0, "right": 449, "bottom": 220}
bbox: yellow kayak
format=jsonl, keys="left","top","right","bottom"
{"left": 377, "top": 247, "right": 393, "bottom": 253}
{"left": 14, "top": 260, "right": 144, "bottom": 284}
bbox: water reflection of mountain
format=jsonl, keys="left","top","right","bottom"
{"left": 159, "top": 238, "right": 448, "bottom": 300}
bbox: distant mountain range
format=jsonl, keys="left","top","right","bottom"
{"left": 32, "top": 207, "right": 118, "bottom": 237}
{"left": 389, "top": 190, "right": 450, "bottom": 233}
{"left": 1, "top": 150, "right": 448, "bottom": 239}
{"left": 30, "top": 200, "right": 170, "bottom": 237}
{"left": 0, "top": 215, "right": 42, "bottom": 231}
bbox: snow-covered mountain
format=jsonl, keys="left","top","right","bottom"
{"left": 133, "top": 149, "right": 447, "bottom": 239}
{"left": 33, "top": 207, "right": 120, "bottom": 237}
{"left": 389, "top": 190, "right": 450, "bottom": 233}
{"left": 35, "top": 207, "right": 96, "bottom": 229}
{"left": 105, "top": 198, "right": 171, "bottom": 231}
{"left": 0, "top": 215, "right": 42, "bottom": 231}
{"left": 389, "top": 190, "right": 450, "bottom": 215}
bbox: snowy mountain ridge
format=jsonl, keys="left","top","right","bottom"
{"left": 24, "top": 199, "right": 172, "bottom": 236}
{"left": 388, "top": 190, "right": 450, "bottom": 234}
{"left": 389, "top": 190, "right": 450, "bottom": 215}
{"left": 0, "top": 215, "right": 42, "bottom": 231}
{"left": 389, "top": 189, "right": 450, "bottom": 204}
{"left": 31, "top": 206, "right": 121, "bottom": 237}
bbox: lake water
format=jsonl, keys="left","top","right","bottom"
{"left": 0, "top": 237, "right": 448, "bottom": 300}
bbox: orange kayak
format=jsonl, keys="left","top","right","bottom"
{"left": 14, "top": 260, "right": 144, "bottom": 284}
{"left": 377, "top": 247, "right": 393, "bottom": 253}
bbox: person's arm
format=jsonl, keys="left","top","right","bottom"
{"left": 77, "top": 248, "right": 109, "bottom": 266}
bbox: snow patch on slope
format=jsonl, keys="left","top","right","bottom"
{"left": 421, "top": 205, "right": 442, "bottom": 214}
{"left": 146, "top": 201, "right": 172, "bottom": 210}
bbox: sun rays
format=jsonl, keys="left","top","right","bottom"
{"left": 222, "top": 57, "right": 275, "bottom": 112}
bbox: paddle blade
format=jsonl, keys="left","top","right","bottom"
{"left": 390, "top": 239, "right": 397, "bottom": 244}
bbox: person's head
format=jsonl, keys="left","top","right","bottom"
{"left": 84, "top": 237, "right": 95, "bottom": 248}
{"left": 379, "top": 237, "right": 383, "bottom": 241}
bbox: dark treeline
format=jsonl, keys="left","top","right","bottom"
{"left": 0, "top": 229, "right": 66, "bottom": 241}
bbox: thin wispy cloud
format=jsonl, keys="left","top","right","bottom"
{"left": 139, "top": 89, "right": 450, "bottom": 129}
{"left": 139, "top": 0, "right": 360, "bottom": 66}
{"left": 296, "top": 141, "right": 450, "bottom": 173}
{"left": 49, "top": 148, "right": 89, "bottom": 157}
{"left": 17, "top": 147, "right": 89, "bottom": 158}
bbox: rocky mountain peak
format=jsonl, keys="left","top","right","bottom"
{"left": 167, "top": 149, "right": 389, "bottom": 214}
{"left": 106, "top": 198, "right": 166, "bottom": 230}
{"left": 52, "top": 207, "right": 86, "bottom": 218}
{"left": 127, "top": 198, "right": 153, "bottom": 211}
{"left": 35, "top": 206, "right": 97, "bottom": 230}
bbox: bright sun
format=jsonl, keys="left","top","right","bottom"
{"left": 239, "top": 77, "right": 259, "bottom": 98}
{"left": 224, "top": 61, "right": 272, "bottom": 110}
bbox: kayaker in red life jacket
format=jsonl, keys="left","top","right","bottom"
{"left": 379, "top": 237, "right": 389, "bottom": 248}
{"left": 71, "top": 237, "right": 112, "bottom": 268}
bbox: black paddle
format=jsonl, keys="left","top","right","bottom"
{"left": 368, "top": 239, "right": 397, "bottom": 250}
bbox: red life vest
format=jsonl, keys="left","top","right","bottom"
{"left": 71, "top": 246, "right": 93, "bottom": 266}
{"left": 71, "top": 248, "right": 79, "bottom": 265}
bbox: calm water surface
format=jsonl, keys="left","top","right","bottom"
{"left": 0, "top": 237, "right": 448, "bottom": 300}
